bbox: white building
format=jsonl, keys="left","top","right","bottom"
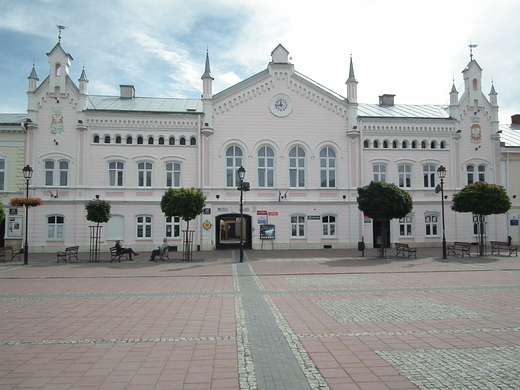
{"left": 0, "top": 40, "right": 507, "bottom": 254}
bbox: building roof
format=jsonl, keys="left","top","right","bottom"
{"left": 499, "top": 123, "right": 520, "bottom": 147}
{"left": 0, "top": 113, "right": 27, "bottom": 125}
{"left": 86, "top": 95, "right": 203, "bottom": 113}
{"left": 358, "top": 104, "right": 451, "bottom": 119}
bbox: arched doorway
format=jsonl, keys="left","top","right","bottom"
{"left": 215, "top": 213, "right": 252, "bottom": 249}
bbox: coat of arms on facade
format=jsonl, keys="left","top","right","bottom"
{"left": 50, "top": 106, "right": 64, "bottom": 135}
{"left": 470, "top": 124, "right": 482, "bottom": 143}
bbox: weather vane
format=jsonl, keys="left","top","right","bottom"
{"left": 57, "top": 25, "right": 68, "bottom": 42}
{"left": 468, "top": 43, "right": 478, "bottom": 61}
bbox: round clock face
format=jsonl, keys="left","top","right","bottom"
{"left": 270, "top": 94, "right": 292, "bottom": 117}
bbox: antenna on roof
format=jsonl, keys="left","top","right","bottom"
{"left": 468, "top": 43, "right": 478, "bottom": 61}
{"left": 57, "top": 25, "right": 68, "bottom": 42}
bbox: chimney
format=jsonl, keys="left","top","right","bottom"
{"left": 120, "top": 85, "right": 135, "bottom": 99}
{"left": 512, "top": 114, "right": 520, "bottom": 125}
{"left": 379, "top": 94, "right": 395, "bottom": 106}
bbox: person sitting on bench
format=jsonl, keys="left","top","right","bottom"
{"left": 115, "top": 240, "right": 139, "bottom": 260}
{"left": 149, "top": 238, "right": 169, "bottom": 261}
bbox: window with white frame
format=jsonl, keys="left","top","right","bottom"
{"left": 320, "top": 147, "right": 336, "bottom": 188}
{"left": 0, "top": 158, "right": 5, "bottom": 191}
{"left": 258, "top": 146, "right": 274, "bottom": 188}
{"left": 165, "top": 216, "right": 181, "bottom": 238}
{"left": 166, "top": 162, "right": 181, "bottom": 188}
{"left": 109, "top": 161, "right": 124, "bottom": 187}
{"left": 399, "top": 215, "right": 413, "bottom": 236}
{"left": 47, "top": 215, "right": 64, "bottom": 240}
{"left": 373, "top": 164, "right": 387, "bottom": 182}
{"left": 291, "top": 215, "right": 305, "bottom": 238}
{"left": 137, "top": 215, "right": 152, "bottom": 238}
{"left": 423, "top": 164, "right": 437, "bottom": 188}
{"left": 226, "top": 146, "right": 243, "bottom": 187}
{"left": 137, "top": 162, "right": 153, "bottom": 187}
{"left": 322, "top": 215, "right": 336, "bottom": 237}
{"left": 467, "top": 164, "right": 486, "bottom": 184}
{"left": 425, "top": 215, "right": 438, "bottom": 236}
{"left": 289, "top": 146, "right": 306, "bottom": 188}
{"left": 44, "top": 160, "right": 69, "bottom": 186}
{"left": 398, "top": 164, "right": 412, "bottom": 188}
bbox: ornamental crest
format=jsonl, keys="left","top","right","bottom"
{"left": 470, "top": 124, "right": 481, "bottom": 143}
{"left": 50, "top": 106, "right": 64, "bottom": 136}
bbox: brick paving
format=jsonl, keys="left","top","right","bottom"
{"left": 0, "top": 247, "right": 519, "bottom": 389}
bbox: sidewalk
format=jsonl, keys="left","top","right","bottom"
{"left": 0, "top": 248, "right": 519, "bottom": 389}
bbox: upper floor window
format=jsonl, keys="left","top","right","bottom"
{"left": 320, "top": 147, "right": 336, "bottom": 188}
{"left": 169, "top": 137, "right": 175, "bottom": 145}
{"left": 180, "top": 137, "right": 186, "bottom": 145}
{"left": 166, "top": 162, "right": 181, "bottom": 188}
{"left": 373, "top": 164, "right": 387, "bottom": 182}
{"left": 158, "top": 137, "right": 165, "bottom": 145}
{"left": 44, "top": 160, "right": 69, "bottom": 187}
{"left": 398, "top": 164, "right": 412, "bottom": 188}
{"left": 104, "top": 135, "right": 111, "bottom": 144}
{"left": 423, "top": 164, "right": 437, "bottom": 188}
{"left": 258, "top": 146, "right": 274, "bottom": 188}
{"left": 115, "top": 136, "right": 122, "bottom": 144}
{"left": 383, "top": 140, "right": 389, "bottom": 148}
{"left": 0, "top": 158, "right": 5, "bottom": 191}
{"left": 190, "top": 137, "right": 197, "bottom": 145}
{"left": 109, "top": 161, "right": 124, "bottom": 187}
{"left": 226, "top": 146, "right": 243, "bottom": 187}
{"left": 136, "top": 215, "right": 152, "bottom": 238}
{"left": 322, "top": 215, "right": 336, "bottom": 237}
{"left": 148, "top": 136, "right": 154, "bottom": 145}
{"left": 289, "top": 146, "right": 306, "bottom": 188}
{"left": 137, "top": 162, "right": 153, "bottom": 187}
{"left": 467, "top": 164, "right": 486, "bottom": 184}
{"left": 137, "top": 136, "right": 144, "bottom": 145}
{"left": 93, "top": 135, "right": 100, "bottom": 143}
{"left": 126, "top": 136, "right": 133, "bottom": 144}
{"left": 47, "top": 215, "right": 64, "bottom": 240}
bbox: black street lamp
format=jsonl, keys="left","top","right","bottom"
{"left": 437, "top": 165, "right": 447, "bottom": 259}
{"left": 22, "top": 165, "right": 33, "bottom": 265}
{"left": 238, "top": 166, "right": 246, "bottom": 263}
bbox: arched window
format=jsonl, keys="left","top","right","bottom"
{"left": 137, "top": 136, "right": 144, "bottom": 144}
{"left": 158, "top": 137, "right": 165, "bottom": 145}
{"left": 93, "top": 135, "right": 99, "bottom": 143}
{"left": 392, "top": 140, "right": 398, "bottom": 148}
{"left": 179, "top": 137, "right": 186, "bottom": 145}
{"left": 319, "top": 147, "right": 336, "bottom": 188}
{"left": 126, "top": 136, "right": 133, "bottom": 144}
{"left": 363, "top": 140, "right": 369, "bottom": 148}
{"left": 115, "top": 136, "right": 122, "bottom": 144}
{"left": 430, "top": 140, "right": 437, "bottom": 149}
{"left": 148, "top": 136, "right": 154, "bottom": 145}
{"left": 373, "top": 140, "right": 379, "bottom": 148}
{"left": 402, "top": 140, "right": 408, "bottom": 149}
{"left": 383, "top": 140, "right": 389, "bottom": 148}
{"left": 169, "top": 137, "right": 175, "bottom": 145}
{"left": 258, "top": 146, "right": 274, "bottom": 188}
{"left": 440, "top": 140, "right": 446, "bottom": 149}
{"left": 472, "top": 78, "right": 478, "bottom": 91}
{"left": 226, "top": 145, "right": 243, "bottom": 187}
{"left": 411, "top": 141, "right": 417, "bottom": 149}
{"left": 104, "top": 135, "right": 111, "bottom": 144}
{"left": 190, "top": 137, "right": 197, "bottom": 145}
{"left": 421, "top": 141, "right": 427, "bottom": 149}
{"left": 289, "top": 146, "right": 306, "bottom": 188}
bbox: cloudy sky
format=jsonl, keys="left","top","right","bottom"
{"left": 1, "top": 0, "right": 518, "bottom": 124}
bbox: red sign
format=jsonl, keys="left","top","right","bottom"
{"left": 257, "top": 210, "right": 267, "bottom": 215}
{"left": 268, "top": 212, "right": 278, "bottom": 216}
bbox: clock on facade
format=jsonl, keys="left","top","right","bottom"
{"left": 269, "top": 94, "right": 293, "bottom": 117}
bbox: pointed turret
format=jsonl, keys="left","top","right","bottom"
{"left": 201, "top": 50, "right": 214, "bottom": 132}
{"left": 28, "top": 65, "right": 39, "bottom": 92}
{"left": 346, "top": 55, "right": 358, "bottom": 103}
{"left": 462, "top": 59, "right": 483, "bottom": 108}
{"left": 77, "top": 67, "right": 89, "bottom": 111}
{"left": 489, "top": 82, "right": 497, "bottom": 106}
{"left": 346, "top": 54, "right": 359, "bottom": 137}
{"left": 47, "top": 42, "right": 73, "bottom": 95}
{"left": 449, "top": 80, "right": 459, "bottom": 120}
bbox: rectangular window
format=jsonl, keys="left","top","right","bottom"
{"left": 373, "top": 164, "right": 386, "bottom": 182}
{"left": 138, "top": 162, "right": 152, "bottom": 187}
{"left": 137, "top": 216, "right": 152, "bottom": 238}
{"left": 47, "top": 215, "right": 64, "bottom": 239}
{"left": 425, "top": 215, "right": 438, "bottom": 236}
{"left": 398, "top": 165, "right": 412, "bottom": 188}
{"left": 166, "top": 162, "right": 181, "bottom": 187}
{"left": 322, "top": 215, "right": 336, "bottom": 237}
{"left": 423, "top": 165, "right": 436, "bottom": 188}
{"left": 0, "top": 159, "right": 5, "bottom": 191}
{"left": 59, "top": 161, "right": 68, "bottom": 186}
{"left": 109, "top": 162, "right": 124, "bottom": 187}
{"left": 45, "top": 160, "right": 54, "bottom": 186}
{"left": 399, "top": 216, "right": 413, "bottom": 236}
{"left": 291, "top": 215, "right": 305, "bottom": 237}
{"left": 165, "top": 216, "right": 181, "bottom": 238}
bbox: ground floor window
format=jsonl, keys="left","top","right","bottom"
{"left": 291, "top": 215, "right": 305, "bottom": 238}
{"left": 137, "top": 215, "right": 152, "bottom": 238}
{"left": 399, "top": 216, "right": 413, "bottom": 237}
{"left": 322, "top": 215, "right": 336, "bottom": 237}
{"left": 47, "top": 215, "right": 64, "bottom": 240}
{"left": 165, "top": 216, "right": 181, "bottom": 238}
{"left": 425, "top": 215, "right": 438, "bottom": 236}
{"left": 473, "top": 215, "right": 486, "bottom": 236}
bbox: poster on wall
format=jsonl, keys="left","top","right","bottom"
{"left": 7, "top": 217, "right": 23, "bottom": 238}
{"left": 260, "top": 224, "right": 275, "bottom": 240}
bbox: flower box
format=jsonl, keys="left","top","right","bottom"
{"left": 9, "top": 197, "right": 44, "bottom": 207}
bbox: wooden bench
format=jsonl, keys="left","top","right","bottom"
{"left": 447, "top": 242, "right": 471, "bottom": 257}
{"left": 490, "top": 241, "right": 518, "bottom": 257}
{"left": 395, "top": 243, "right": 417, "bottom": 258}
{"left": 154, "top": 247, "right": 169, "bottom": 262}
{"left": 0, "top": 246, "right": 22, "bottom": 262}
{"left": 56, "top": 246, "right": 79, "bottom": 263}
{"left": 110, "top": 246, "right": 128, "bottom": 263}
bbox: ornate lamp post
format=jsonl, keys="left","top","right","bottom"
{"left": 437, "top": 165, "right": 447, "bottom": 259}
{"left": 238, "top": 166, "right": 246, "bottom": 263}
{"left": 22, "top": 165, "right": 33, "bottom": 265}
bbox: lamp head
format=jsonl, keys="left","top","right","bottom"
{"left": 22, "top": 165, "right": 33, "bottom": 180}
{"left": 238, "top": 166, "right": 246, "bottom": 181}
{"left": 437, "top": 165, "right": 447, "bottom": 179}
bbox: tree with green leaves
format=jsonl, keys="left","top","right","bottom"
{"left": 85, "top": 198, "right": 111, "bottom": 261}
{"left": 160, "top": 187, "right": 206, "bottom": 260}
{"left": 451, "top": 181, "right": 511, "bottom": 255}
{"left": 0, "top": 202, "right": 5, "bottom": 225}
{"left": 357, "top": 181, "right": 413, "bottom": 258}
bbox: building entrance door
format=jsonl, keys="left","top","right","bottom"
{"left": 215, "top": 214, "right": 251, "bottom": 249}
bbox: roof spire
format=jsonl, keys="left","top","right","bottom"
{"left": 201, "top": 49, "right": 213, "bottom": 79}
{"left": 347, "top": 53, "right": 357, "bottom": 83}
